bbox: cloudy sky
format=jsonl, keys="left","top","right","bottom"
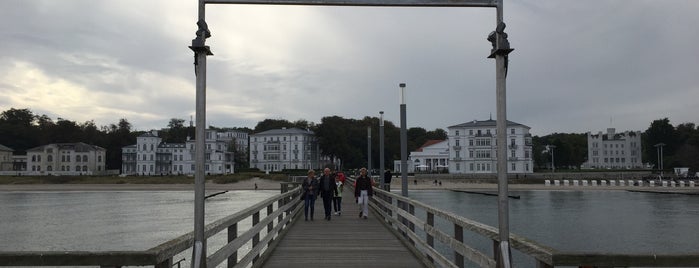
{"left": 1, "top": 0, "right": 697, "bottom": 136}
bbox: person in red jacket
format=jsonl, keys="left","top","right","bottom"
{"left": 354, "top": 167, "right": 374, "bottom": 219}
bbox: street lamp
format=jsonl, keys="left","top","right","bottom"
{"left": 548, "top": 145, "right": 556, "bottom": 173}
{"left": 379, "top": 111, "right": 385, "bottom": 190}
{"left": 654, "top": 143, "right": 665, "bottom": 179}
{"left": 367, "top": 127, "right": 372, "bottom": 177}
{"left": 399, "top": 83, "right": 408, "bottom": 197}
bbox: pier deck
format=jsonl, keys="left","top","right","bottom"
{"left": 261, "top": 187, "right": 425, "bottom": 268}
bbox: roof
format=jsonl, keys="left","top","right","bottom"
{"left": 415, "top": 140, "right": 446, "bottom": 152}
{"left": 253, "top": 127, "right": 315, "bottom": 136}
{"left": 27, "top": 142, "right": 106, "bottom": 152}
{"left": 0, "top": 144, "right": 13, "bottom": 152}
{"left": 448, "top": 119, "right": 529, "bottom": 129}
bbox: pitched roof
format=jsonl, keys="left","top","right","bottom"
{"left": 253, "top": 127, "right": 315, "bottom": 136}
{"left": 415, "top": 140, "right": 446, "bottom": 152}
{"left": 0, "top": 144, "right": 13, "bottom": 151}
{"left": 448, "top": 119, "right": 529, "bottom": 129}
{"left": 27, "top": 142, "right": 105, "bottom": 152}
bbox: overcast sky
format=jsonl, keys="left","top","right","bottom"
{"left": 1, "top": 0, "right": 697, "bottom": 136}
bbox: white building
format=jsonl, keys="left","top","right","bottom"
{"left": 448, "top": 119, "right": 533, "bottom": 174}
{"left": 122, "top": 130, "right": 235, "bottom": 175}
{"left": 25, "top": 142, "right": 106, "bottom": 175}
{"left": 217, "top": 129, "right": 249, "bottom": 153}
{"left": 583, "top": 128, "right": 643, "bottom": 169}
{"left": 394, "top": 140, "right": 449, "bottom": 173}
{"left": 0, "top": 144, "right": 13, "bottom": 171}
{"left": 249, "top": 127, "right": 320, "bottom": 171}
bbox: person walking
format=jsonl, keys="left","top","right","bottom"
{"left": 355, "top": 167, "right": 374, "bottom": 219}
{"left": 302, "top": 169, "right": 319, "bottom": 221}
{"left": 383, "top": 169, "right": 392, "bottom": 191}
{"left": 318, "top": 167, "right": 337, "bottom": 221}
{"left": 333, "top": 174, "right": 343, "bottom": 216}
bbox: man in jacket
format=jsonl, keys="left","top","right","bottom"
{"left": 318, "top": 167, "right": 337, "bottom": 221}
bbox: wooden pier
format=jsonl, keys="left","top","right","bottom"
{"left": 260, "top": 187, "right": 424, "bottom": 268}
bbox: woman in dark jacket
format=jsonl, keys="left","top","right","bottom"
{"left": 354, "top": 167, "right": 374, "bottom": 219}
{"left": 302, "top": 169, "right": 319, "bottom": 221}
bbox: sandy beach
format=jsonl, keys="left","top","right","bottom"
{"left": 1, "top": 177, "right": 697, "bottom": 194}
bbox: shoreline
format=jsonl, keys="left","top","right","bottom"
{"left": 1, "top": 177, "right": 697, "bottom": 194}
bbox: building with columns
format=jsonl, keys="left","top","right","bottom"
{"left": 447, "top": 119, "right": 533, "bottom": 174}
{"left": 249, "top": 127, "right": 320, "bottom": 171}
{"left": 25, "top": 142, "right": 106, "bottom": 175}
{"left": 583, "top": 128, "right": 643, "bottom": 169}
{"left": 394, "top": 140, "right": 449, "bottom": 173}
{"left": 122, "top": 129, "right": 235, "bottom": 175}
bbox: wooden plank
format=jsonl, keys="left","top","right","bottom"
{"left": 260, "top": 187, "right": 426, "bottom": 268}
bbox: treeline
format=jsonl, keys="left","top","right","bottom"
{"left": 2, "top": 108, "right": 697, "bottom": 173}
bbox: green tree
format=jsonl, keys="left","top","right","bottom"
{"left": 254, "top": 119, "right": 294, "bottom": 132}
{"left": 643, "top": 118, "right": 678, "bottom": 170}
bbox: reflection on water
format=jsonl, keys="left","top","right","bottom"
{"left": 0, "top": 190, "right": 276, "bottom": 251}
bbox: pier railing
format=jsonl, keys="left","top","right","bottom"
{"left": 0, "top": 184, "right": 303, "bottom": 268}
{"left": 366, "top": 182, "right": 699, "bottom": 268}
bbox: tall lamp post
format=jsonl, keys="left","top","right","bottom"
{"left": 655, "top": 143, "right": 665, "bottom": 178}
{"left": 367, "top": 127, "right": 372, "bottom": 176}
{"left": 399, "top": 83, "right": 408, "bottom": 197}
{"left": 548, "top": 145, "right": 556, "bottom": 173}
{"left": 189, "top": 1, "right": 212, "bottom": 267}
{"left": 379, "top": 111, "right": 385, "bottom": 190}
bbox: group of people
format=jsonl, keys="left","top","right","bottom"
{"left": 301, "top": 167, "right": 374, "bottom": 221}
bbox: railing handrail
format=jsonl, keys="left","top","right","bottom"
{"left": 0, "top": 186, "right": 303, "bottom": 267}
{"left": 368, "top": 184, "right": 699, "bottom": 267}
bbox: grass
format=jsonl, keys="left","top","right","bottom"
{"left": 0, "top": 172, "right": 290, "bottom": 185}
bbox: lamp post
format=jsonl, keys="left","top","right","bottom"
{"left": 379, "top": 111, "right": 385, "bottom": 190}
{"left": 188, "top": 0, "right": 213, "bottom": 267}
{"left": 367, "top": 127, "right": 372, "bottom": 177}
{"left": 654, "top": 143, "right": 665, "bottom": 179}
{"left": 548, "top": 145, "right": 556, "bottom": 173}
{"left": 399, "top": 83, "right": 408, "bottom": 197}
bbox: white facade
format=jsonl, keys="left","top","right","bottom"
{"left": 0, "top": 144, "right": 13, "bottom": 171}
{"left": 217, "top": 130, "right": 249, "bottom": 153}
{"left": 583, "top": 128, "right": 643, "bottom": 169}
{"left": 249, "top": 128, "right": 320, "bottom": 171}
{"left": 122, "top": 130, "right": 235, "bottom": 175}
{"left": 447, "top": 119, "right": 533, "bottom": 174}
{"left": 25, "top": 142, "right": 106, "bottom": 175}
{"left": 394, "top": 140, "right": 449, "bottom": 173}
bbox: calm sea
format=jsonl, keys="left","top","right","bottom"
{"left": 0, "top": 190, "right": 276, "bottom": 251}
{"left": 2, "top": 189, "right": 698, "bottom": 266}
{"left": 409, "top": 190, "right": 699, "bottom": 266}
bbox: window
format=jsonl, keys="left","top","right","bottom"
{"left": 511, "top": 163, "right": 516, "bottom": 171}
{"left": 469, "top": 139, "right": 474, "bottom": 146}
{"left": 98, "top": 155, "right": 102, "bottom": 162}
{"left": 48, "top": 155, "right": 53, "bottom": 162}
{"left": 469, "top": 130, "right": 473, "bottom": 135}
{"left": 511, "top": 150, "right": 516, "bottom": 158}
{"left": 83, "top": 166, "right": 88, "bottom": 171}
{"left": 75, "top": 165, "right": 80, "bottom": 171}
{"left": 469, "top": 163, "right": 474, "bottom": 171}
{"left": 76, "top": 156, "right": 81, "bottom": 162}
{"left": 47, "top": 166, "right": 53, "bottom": 171}
{"left": 455, "top": 140, "right": 460, "bottom": 146}
{"left": 455, "top": 130, "right": 460, "bottom": 136}
{"left": 511, "top": 128, "right": 515, "bottom": 134}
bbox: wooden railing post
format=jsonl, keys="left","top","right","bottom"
{"left": 227, "top": 223, "right": 238, "bottom": 268}
{"left": 426, "top": 211, "right": 435, "bottom": 264}
{"left": 454, "top": 223, "right": 464, "bottom": 268}
{"left": 409, "top": 203, "right": 416, "bottom": 245}
{"left": 267, "top": 204, "right": 274, "bottom": 246}
{"left": 252, "top": 211, "right": 260, "bottom": 264}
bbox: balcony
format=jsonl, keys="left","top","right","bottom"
{"left": 508, "top": 157, "right": 518, "bottom": 161}
{"left": 454, "top": 157, "right": 462, "bottom": 161}
{"left": 453, "top": 146, "right": 461, "bottom": 150}
{"left": 508, "top": 145, "right": 518, "bottom": 150}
